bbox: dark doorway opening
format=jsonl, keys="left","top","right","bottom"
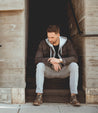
{"left": 26, "top": 0, "right": 85, "bottom": 103}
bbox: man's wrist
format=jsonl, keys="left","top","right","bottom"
{"left": 59, "top": 58, "right": 63, "bottom": 63}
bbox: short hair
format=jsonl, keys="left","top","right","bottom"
{"left": 47, "top": 25, "right": 60, "bottom": 34}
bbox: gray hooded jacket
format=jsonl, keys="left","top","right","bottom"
{"left": 35, "top": 36, "right": 78, "bottom": 66}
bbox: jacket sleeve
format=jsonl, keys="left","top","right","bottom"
{"left": 34, "top": 40, "right": 49, "bottom": 65}
{"left": 62, "top": 39, "right": 78, "bottom": 65}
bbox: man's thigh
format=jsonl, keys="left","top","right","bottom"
{"left": 44, "top": 65, "right": 70, "bottom": 78}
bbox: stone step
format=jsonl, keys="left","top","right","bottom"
{"left": 25, "top": 89, "right": 85, "bottom": 103}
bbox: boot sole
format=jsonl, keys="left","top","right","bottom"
{"left": 70, "top": 102, "right": 81, "bottom": 107}
{"left": 33, "top": 101, "right": 43, "bottom": 106}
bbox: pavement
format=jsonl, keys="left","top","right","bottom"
{"left": 0, "top": 103, "right": 98, "bottom": 113}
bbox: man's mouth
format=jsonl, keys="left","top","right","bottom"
{"left": 50, "top": 41, "right": 53, "bottom": 44}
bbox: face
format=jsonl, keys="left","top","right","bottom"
{"left": 47, "top": 32, "right": 60, "bottom": 45}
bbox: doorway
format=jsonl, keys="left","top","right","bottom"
{"left": 26, "top": 0, "right": 85, "bottom": 103}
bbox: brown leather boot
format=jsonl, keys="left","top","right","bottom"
{"left": 33, "top": 94, "right": 43, "bottom": 106}
{"left": 70, "top": 95, "right": 81, "bottom": 106}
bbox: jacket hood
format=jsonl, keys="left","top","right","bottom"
{"left": 45, "top": 36, "right": 67, "bottom": 49}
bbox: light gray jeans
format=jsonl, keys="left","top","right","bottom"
{"left": 36, "top": 62, "right": 79, "bottom": 94}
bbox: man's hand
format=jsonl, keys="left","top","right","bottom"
{"left": 48, "top": 57, "right": 61, "bottom": 64}
{"left": 48, "top": 57, "right": 62, "bottom": 72}
{"left": 52, "top": 63, "right": 61, "bottom": 72}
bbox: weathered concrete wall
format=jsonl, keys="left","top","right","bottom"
{"left": 68, "top": 0, "right": 98, "bottom": 104}
{"left": 68, "top": 0, "right": 98, "bottom": 35}
{"left": 0, "top": 0, "right": 26, "bottom": 103}
{"left": 0, "top": 88, "right": 11, "bottom": 104}
{"left": 85, "top": 0, "right": 98, "bottom": 34}
{"left": 67, "top": 0, "right": 85, "bottom": 36}
{"left": 0, "top": 0, "right": 24, "bottom": 11}
{"left": 85, "top": 37, "right": 98, "bottom": 103}
{"left": 72, "top": 36, "right": 98, "bottom": 104}
{"left": 0, "top": 88, "right": 25, "bottom": 104}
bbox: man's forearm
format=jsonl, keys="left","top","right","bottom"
{"left": 35, "top": 57, "right": 49, "bottom": 65}
{"left": 62, "top": 56, "right": 78, "bottom": 65}
{"left": 48, "top": 57, "right": 63, "bottom": 64}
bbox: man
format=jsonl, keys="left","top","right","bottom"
{"left": 33, "top": 25, "right": 80, "bottom": 106}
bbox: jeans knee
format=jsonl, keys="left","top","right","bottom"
{"left": 36, "top": 62, "right": 45, "bottom": 71}
{"left": 69, "top": 62, "right": 79, "bottom": 71}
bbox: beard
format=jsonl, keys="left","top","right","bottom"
{"left": 50, "top": 39, "right": 58, "bottom": 45}
{"left": 50, "top": 41, "right": 55, "bottom": 44}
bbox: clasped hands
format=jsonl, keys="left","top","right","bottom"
{"left": 48, "top": 57, "right": 62, "bottom": 72}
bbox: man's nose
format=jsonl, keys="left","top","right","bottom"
{"left": 49, "top": 38, "right": 52, "bottom": 42}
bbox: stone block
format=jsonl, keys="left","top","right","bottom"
{"left": 0, "top": 0, "right": 24, "bottom": 11}
{"left": 12, "top": 88, "right": 25, "bottom": 104}
{"left": 86, "top": 88, "right": 98, "bottom": 104}
{"left": 0, "top": 88, "right": 11, "bottom": 104}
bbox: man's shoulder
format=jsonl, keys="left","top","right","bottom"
{"left": 61, "top": 37, "right": 74, "bottom": 47}
{"left": 60, "top": 36, "right": 71, "bottom": 44}
{"left": 62, "top": 36, "right": 72, "bottom": 43}
{"left": 39, "top": 39, "right": 48, "bottom": 46}
{"left": 39, "top": 39, "right": 46, "bottom": 43}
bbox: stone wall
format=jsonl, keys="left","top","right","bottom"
{"left": 85, "top": 0, "right": 98, "bottom": 34}
{"left": 0, "top": 88, "right": 11, "bottom": 104}
{"left": 0, "top": 0, "right": 26, "bottom": 103}
{"left": 72, "top": 36, "right": 98, "bottom": 104}
{"left": 68, "top": 0, "right": 98, "bottom": 104}
{"left": 68, "top": 0, "right": 98, "bottom": 35}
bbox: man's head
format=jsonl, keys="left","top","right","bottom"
{"left": 47, "top": 25, "right": 60, "bottom": 45}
